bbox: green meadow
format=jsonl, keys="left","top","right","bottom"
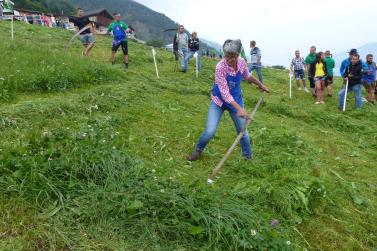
{"left": 0, "top": 21, "right": 376, "bottom": 250}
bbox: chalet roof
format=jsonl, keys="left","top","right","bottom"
{"left": 84, "top": 9, "right": 113, "bottom": 20}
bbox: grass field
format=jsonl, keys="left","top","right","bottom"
{"left": 1, "top": 21, "right": 377, "bottom": 251}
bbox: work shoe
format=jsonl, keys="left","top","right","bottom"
{"left": 188, "top": 150, "right": 201, "bottom": 161}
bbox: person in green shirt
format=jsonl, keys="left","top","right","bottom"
{"left": 240, "top": 47, "right": 248, "bottom": 62}
{"left": 305, "top": 46, "right": 317, "bottom": 96}
{"left": 324, "top": 50, "right": 335, "bottom": 97}
{"left": 107, "top": 13, "right": 130, "bottom": 68}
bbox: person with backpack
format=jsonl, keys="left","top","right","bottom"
{"left": 309, "top": 52, "right": 328, "bottom": 105}
{"left": 187, "top": 39, "right": 269, "bottom": 162}
{"left": 184, "top": 31, "right": 201, "bottom": 71}
{"left": 324, "top": 50, "right": 335, "bottom": 97}
{"left": 339, "top": 54, "right": 364, "bottom": 110}
{"left": 362, "top": 54, "right": 376, "bottom": 104}
{"left": 291, "top": 50, "right": 309, "bottom": 92}
{"left": 248, "top": 41, "right": 263, "bottom": 83}
{"left": 305, "top": 46, "right": 317, "bottom": 96}
{"left": 174, "top": 25, "right": 189, "bottom": 72}
{"left": 107, "top": 13, "right": 130, "bottom": 69}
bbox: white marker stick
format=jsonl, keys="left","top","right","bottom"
{"left": 11, "top": 16, "right": 14, "bottom": 40}
{"left": 152, "top": 48, "right": 159, "bottom": 79}
{"left": 194, "top": 52, "right": 199, "bottom": 78}
{"left": 342, "top": 79, "right": 349, "bottom": 112}
{"left": 289, "top": 69, "right": 293, "bottom": 99}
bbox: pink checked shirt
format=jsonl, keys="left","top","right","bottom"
{"left": 211, "top": 58, "right": 251, "bottom": 107}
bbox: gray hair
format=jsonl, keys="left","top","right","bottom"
{"left": 223, "top": 39, "right": 242, "bottom": 55}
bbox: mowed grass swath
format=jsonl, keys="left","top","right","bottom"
{"left": 0, "top": 21, "right": 377, "bottom": 250}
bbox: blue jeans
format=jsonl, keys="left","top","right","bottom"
{"left": 179, "top": 47, "right": 189, "bottom": 70}
{"left": 249, "top": 63, "right": 263, "bottom": 83}
{"left": 338, "top": 84, "right": 363, "bottom": 109}
{"left": 196, "top": 102, "right": 252, "bottom": 158}
{"left": 184, "top": 50, "right": 201, "bottom": 71}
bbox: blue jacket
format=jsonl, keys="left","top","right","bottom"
{"left": 340, "top": 58, "right": 368, "bottom": 76}
{"left": 363, "top": 62, "right": 376, "bottom": 83}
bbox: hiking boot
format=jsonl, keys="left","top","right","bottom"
{"left": 188, "top": 150, "right": 201, "bottom": 161}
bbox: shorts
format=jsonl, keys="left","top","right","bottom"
{"left": 79, "top": 33, "right": 95, "bottom": 45}
{"left": 112, "top": 40, "right": 128, "bottom": 55}
{"left": 363, "top": 80, "right": 375, "bottom": 87}
{"left": 325, "top": 76, "right": 333, "bottom": 86}
{"left": 294, "top": 69, "right": 306, "bottom": 80}
{"left": 314, "top": 76, "right": 326, "bottom": 81}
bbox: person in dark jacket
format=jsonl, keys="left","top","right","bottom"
{"left": 309, "top": 52, "right": 328, "bottom": 104}
{"left": 338, "top": 54, "right": 363, "bottom": 110}
{"left": 184, "top": 32, "right": 201, "bottom": 71}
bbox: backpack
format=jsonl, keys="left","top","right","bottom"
{"left": 113, "top": 23, "right": 126, "bottom": 41}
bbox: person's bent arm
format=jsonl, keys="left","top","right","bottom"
{"left": 248, "top": 75, "right": 269, "bottom": 92}
{"left": 257, "top": 50, "right": 262, "bottom": 65}
{"left": 241, "top": 61, "right": 269, "bottom": 92}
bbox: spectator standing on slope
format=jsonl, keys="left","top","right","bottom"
{"left": 248, "top": 40, "right": 263, "bottom": 83}
{"left": 324, "top": 50, "right": 335, "bottom": 97}
{"left": 184, "top": 31, "right": 201, "bottom": 71}
{"left": 305, "top": 46, "right": 317, "bottom": 96}
{"left": 291, "top": 50, "right": 309, "bottom": 92}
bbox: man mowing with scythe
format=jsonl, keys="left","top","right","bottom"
{"left": 188, "top": 39, "right": 269, "bottom": 161}
{"left": 72, "top": 7, "right": 95, "bottom": 57}
{"left": 107, "top": 13, "right": 130, "bottom": 69}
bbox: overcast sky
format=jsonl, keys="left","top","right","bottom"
{"left": 134, "top": 0, "right": 377, "bottom": 66}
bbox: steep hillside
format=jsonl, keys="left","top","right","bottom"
{"left": 14, "top": 0, "right": 74, "bottom": 14}
{"left": 15, "top": 0, "right": 218, "bottom": 50}
{"left": 67, "top": 0, "right": 182, "bottom": 44}
{"left": 0, "top": 21, "right": 377, "bottom": 250}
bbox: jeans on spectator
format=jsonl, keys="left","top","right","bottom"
{"left": 179, "top": 47, "right": 189, "bottom": 71}
{"left": 196, "top": 101, "right": 252, "bottom": 158}
{"left": 338, "top": 83, "right": 363, "bottom": 109}
{"left": 184, "top": 50, "right": 201, "bottom": 71}
{"left": 249, "top": 63, "right": 263, "bottom": 83}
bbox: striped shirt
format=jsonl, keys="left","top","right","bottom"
{"left": 211, "top": 58, "right": 251, "bottom": 107}
{"left": 291, "top": 57, "right": 306, "bottom": 71}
